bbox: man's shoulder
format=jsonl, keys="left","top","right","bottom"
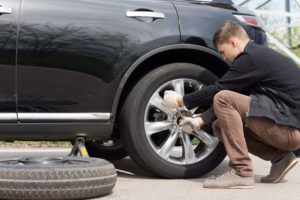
{"left": 244, "top": 41, "right": 283, "bottom": 64}
{"left": 245, "top": 41, "right": 276, "bottom": 56}
{"left": 246, "top": 41, "right": 296, "bottom": 66}
{"left": 245, "top": 41, "right": 266, "bottom": 52}
{"left": 232, "top": 51, "right": 251, "bottom": 66}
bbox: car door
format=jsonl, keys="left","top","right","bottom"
{"left": 0, "top": 0, "right": 19, "bottom": 122}
{"left": 16, "top": 0, "right": 179, "bottom": 122}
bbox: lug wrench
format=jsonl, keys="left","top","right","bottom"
{"left": 176, "top": 108, "right": 195, "bottom": 132}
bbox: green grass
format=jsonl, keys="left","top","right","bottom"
{"left": 0, "top": 141, "right": 72, "bottom": 147}
{"left": 192, "top": 137, "right": 200, "bottom": 145}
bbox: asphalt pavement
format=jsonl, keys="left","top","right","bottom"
{"left": 0, "top": 148, "right": 299, "bottom": 200}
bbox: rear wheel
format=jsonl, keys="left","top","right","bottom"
{"left": 120, "top": 63, "right": 226, "bottom": 178}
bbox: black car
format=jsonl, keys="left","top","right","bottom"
{"left": 0, "top": 0, "right": 266, "bottom": 178}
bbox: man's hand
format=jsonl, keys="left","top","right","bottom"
{"left": 164, "top": 90, "right": 182, "bottom": 109}
{"left": 179, "top": 117, "right": 205, "bottom": 133}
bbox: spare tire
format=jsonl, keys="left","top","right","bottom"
{"left": 0, "top": 156, "right": 117, "bottom": 199}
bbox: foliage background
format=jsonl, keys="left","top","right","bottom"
{"left": 233, "top": 0, "right": 300, "bottom": 66}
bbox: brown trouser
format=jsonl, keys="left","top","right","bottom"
{"left": 212, "top": 90, "right": 300, "bottom": 177}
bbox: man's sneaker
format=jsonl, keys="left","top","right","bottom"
{"left": 203, "top": 169, "right": 254, "bottom": 189}
{"left": 261, "top": 152, "right": 298, "bottom": 183}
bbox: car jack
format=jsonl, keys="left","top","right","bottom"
{"left": 69, "top": 137, "right": 89, "bottom": 157}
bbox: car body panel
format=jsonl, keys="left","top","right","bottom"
{"left": 0, "top": 0, "right": 19, "bottom": 120}
{"left": 0, "top": 122, "right": 111, "bottom": 141}
{"left": 0, "top": 0, "right": 267, "bottom": 140}
{"left": 17, "top": 0, "right": 180, "bottom": 115}
{"left": 172, "top": 0, "right": 267, "bottom": 48}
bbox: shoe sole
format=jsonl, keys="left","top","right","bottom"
{"left": 203, "top": 185, "right": 254, "bottom": 189}
{"left": 272, "top": 159, "right": 298, "bottom": 183}
{"left": 229, "top": 185, "right": 254, "bottom": 189}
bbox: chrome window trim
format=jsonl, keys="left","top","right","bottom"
{"left": 0, "top": 7, "right": 13, "bottom": 14}
{"left": 17, "top": 113, "right": 111, "bottom": 121}
{"left": 0, "top": 113, "right": 17, "bottom": 121}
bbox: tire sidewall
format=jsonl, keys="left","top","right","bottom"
{"left": 0, "top": 156, "right": 117, "bottom": 199}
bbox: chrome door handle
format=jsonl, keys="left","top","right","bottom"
{"left": 0, "top": 6, "right": 12, "bottom": 14}
{"left": 126, "top": 11, "right": 165, "bottom": 19}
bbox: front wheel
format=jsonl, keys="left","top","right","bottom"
{"left": 120, "top": 63, "right": 226, "bottom": 178}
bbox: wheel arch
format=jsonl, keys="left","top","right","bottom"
{"left": 111, "top": 44, "right": 229, "bottom": 122}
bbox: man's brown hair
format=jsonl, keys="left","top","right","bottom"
{"left": 213, "top": 21, "right": 249, "bottom": 47}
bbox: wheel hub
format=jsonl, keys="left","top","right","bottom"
{"left": 0, "top": 157, "right": 91, "bottom": 165}
{"left": 18, "top": 157, "right": 67, "bottom": 165}
{"left": 173, "top": 109, "right": 193, "bottom": 129}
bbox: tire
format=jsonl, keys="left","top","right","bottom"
{"left": 120, "top": 63, "right": 226, "bottom": 178}
{"left": 0, "top": 156, "right": 117, "bottom": 199}
{"left": 85, "top": 139, "right": 127, "bottom": 160}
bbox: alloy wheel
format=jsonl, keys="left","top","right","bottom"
{"left": 144, "top": 78, "right": 219, "bottom": 165}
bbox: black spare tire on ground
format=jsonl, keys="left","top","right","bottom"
{"left": 0, "top": 156, "right": 117, "bottom": 199}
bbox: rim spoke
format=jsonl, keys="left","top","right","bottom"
{"left": 150, "top": 92, "right": 175, "bottom": 116}
{"left": 181, "top": 133, "right": 197, "bottom": 164}
{"left": 158, "top": 129, "right": 179, "bottom": 159}
{"left": 198, "top": 84, "right": 203, "bottom": 91}
{"left": 190, "top": 107, "right": 198, "bottom": 114}
{"left": 193, "top": 129, "right": 218, "bottom": 147}
{"left": 172, "top": 79, "right": 185, "bottom": 96}
{"left": 145, "top": 121, "right": 174, "bottom": 136}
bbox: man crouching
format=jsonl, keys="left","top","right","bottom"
{"left": 164, "top": 21, "right": 300, "bottom": 189}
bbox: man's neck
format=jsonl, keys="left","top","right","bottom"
{"left": 238, "top": 39, "right": 250, "bottom": 53}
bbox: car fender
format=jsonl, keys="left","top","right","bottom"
{"left": 110, "top": 43, "right": 226, "bottom": 121}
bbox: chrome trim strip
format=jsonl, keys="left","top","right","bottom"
{"left": 18, "top": 113, "right": 111, "bottom": 121}
{"left": 0, "top": 7, "right": 12, "bottom": 14}
{"left": 0, "top": 113, "right": 17, "bottom": 121}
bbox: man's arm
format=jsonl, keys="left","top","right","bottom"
{"left": 182, "top": 53, "right": 264, "bottom": 124}
{"left": 165, "top": 53, "right": 264, "bottom": 126}
{"left": 184, "top": 53, "right": 263, "bottom": 107}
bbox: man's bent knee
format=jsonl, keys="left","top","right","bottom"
{"left": 286, "top": 138, "right": 300, "bottom": 152}
{"left": 213, "top": 90, "right": 233, "bottom": 107}
{"left": 282, "top": 128, "right": 300, "bottom": 151}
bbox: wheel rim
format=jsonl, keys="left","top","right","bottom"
{"left": 144, "top": 78, "right": 219, "bottom": 165}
